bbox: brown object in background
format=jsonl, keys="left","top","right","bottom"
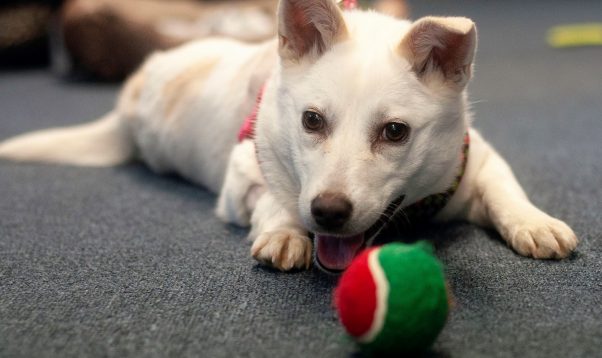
{"left": 0, "top": 4, "right": 54, "bottom": 66}
{"left": 0, "top": 4, "right": 52, "bottom": 48}
{"left": 60, "top": 0, "right": 278, "bottom": 80}
{"left": 59, "top": 0, "right": 408, "bottom": 81}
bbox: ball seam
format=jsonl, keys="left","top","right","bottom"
{"left": 358, "top": 249, "right": 389, "bottom": 343}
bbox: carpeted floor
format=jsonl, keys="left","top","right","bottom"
{"left": 1, "top": 1, "right": 601, "bottom": 357}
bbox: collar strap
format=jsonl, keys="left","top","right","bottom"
{"left": 238, "top": 85, "right": 266, "bottom": 142}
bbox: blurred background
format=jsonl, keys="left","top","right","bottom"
{"left": 0, "top": 0, "right": 410, "bottom": 80}
{"left": 0, "top": 0, "right": 599, "bottom": 86}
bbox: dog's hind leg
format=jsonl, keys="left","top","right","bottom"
{"left": 0, "top": 111, "right": 134, "bottom": 167}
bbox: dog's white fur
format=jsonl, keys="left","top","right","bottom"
{"left": 0, "top": 0, "right": 577, "bottom": 271}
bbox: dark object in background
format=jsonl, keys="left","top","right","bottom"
{"left": 0, "top": 3, "right": 56, "bottom": 67}
{"left": 0, "top": 0, "right": 408, "bottom": 79}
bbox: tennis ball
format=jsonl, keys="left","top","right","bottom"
{"left": 334, "top": 242, "right": 449, "bottom": 354}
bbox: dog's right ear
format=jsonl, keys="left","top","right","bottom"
{"left": 278, "top": 0, "right": 349, "bottom": 64}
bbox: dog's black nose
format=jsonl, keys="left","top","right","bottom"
{"left": 311, "top": 192, "right": 353, "bottom": 230}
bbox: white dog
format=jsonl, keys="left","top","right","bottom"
{"left": 0, "top": 0, "right": 577, "bottom": 272}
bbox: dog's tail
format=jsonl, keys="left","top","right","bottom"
{"left": 0, "top": 111, "right": 134, "bottom": 167}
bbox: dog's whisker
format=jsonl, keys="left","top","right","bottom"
{"left": 469, "top": 98, "right": 487, "bottom": 106}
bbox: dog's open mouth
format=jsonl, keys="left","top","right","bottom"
{"left": 314, "top": 195, "right": 405, "bottom": 273}
{"left": 314, "top": 233, "right": 365, "bottom": 272}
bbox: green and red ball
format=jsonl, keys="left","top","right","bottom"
{"left": 334, "top": 242, "right": 449, "bottom": 354}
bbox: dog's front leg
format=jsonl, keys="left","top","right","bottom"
{"left": 452, "top": 131, "right": 578, "bottom": 258}
{"left": 248, "top": 191, "right": 312, "bottom": 271}
{"left": 216, "top": 140, "right": 266, "bottom": 227}
{"left": 216, "top": 140, "right": 312, "bottom": 270}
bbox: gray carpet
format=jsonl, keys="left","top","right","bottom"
{"left": 1, "top": 1, "right": 601, "bottom": 357}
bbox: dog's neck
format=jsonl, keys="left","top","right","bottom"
{"left": 398, "top": 132, "right": 470, "bottom": 226}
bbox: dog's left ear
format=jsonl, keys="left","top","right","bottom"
{"left": 400, "top": 17, "right": 477, "bottom": 90}
{"left": 278, "top": 0, "right": 349, "bottom": 64}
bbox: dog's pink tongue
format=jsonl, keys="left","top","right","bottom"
{"left": 315, "top": 234, "right": 364, "bottom": 271}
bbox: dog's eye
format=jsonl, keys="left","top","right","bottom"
{"left": 382, "top": 122, "right": 410, "bottom": 143}
{"left": 302, "top": 110, "right": 325, "bottom": 132}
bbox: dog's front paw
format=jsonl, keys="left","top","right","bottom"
{"left": 251, "top": 230, "right": 312, "bottom": 271}
{"left": 507, "top": 215, "right": 578, "bottom": 259}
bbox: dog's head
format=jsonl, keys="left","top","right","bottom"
{"left": 255, "top": 0, "right": 477, "bottom": 272}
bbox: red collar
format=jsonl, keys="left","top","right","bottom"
{"left": 238, "top": 85, "right": 265, "bottom": 142}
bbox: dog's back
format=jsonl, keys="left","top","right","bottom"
{"left": 0, "top": 38, "right": 276, "bottom": 192}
